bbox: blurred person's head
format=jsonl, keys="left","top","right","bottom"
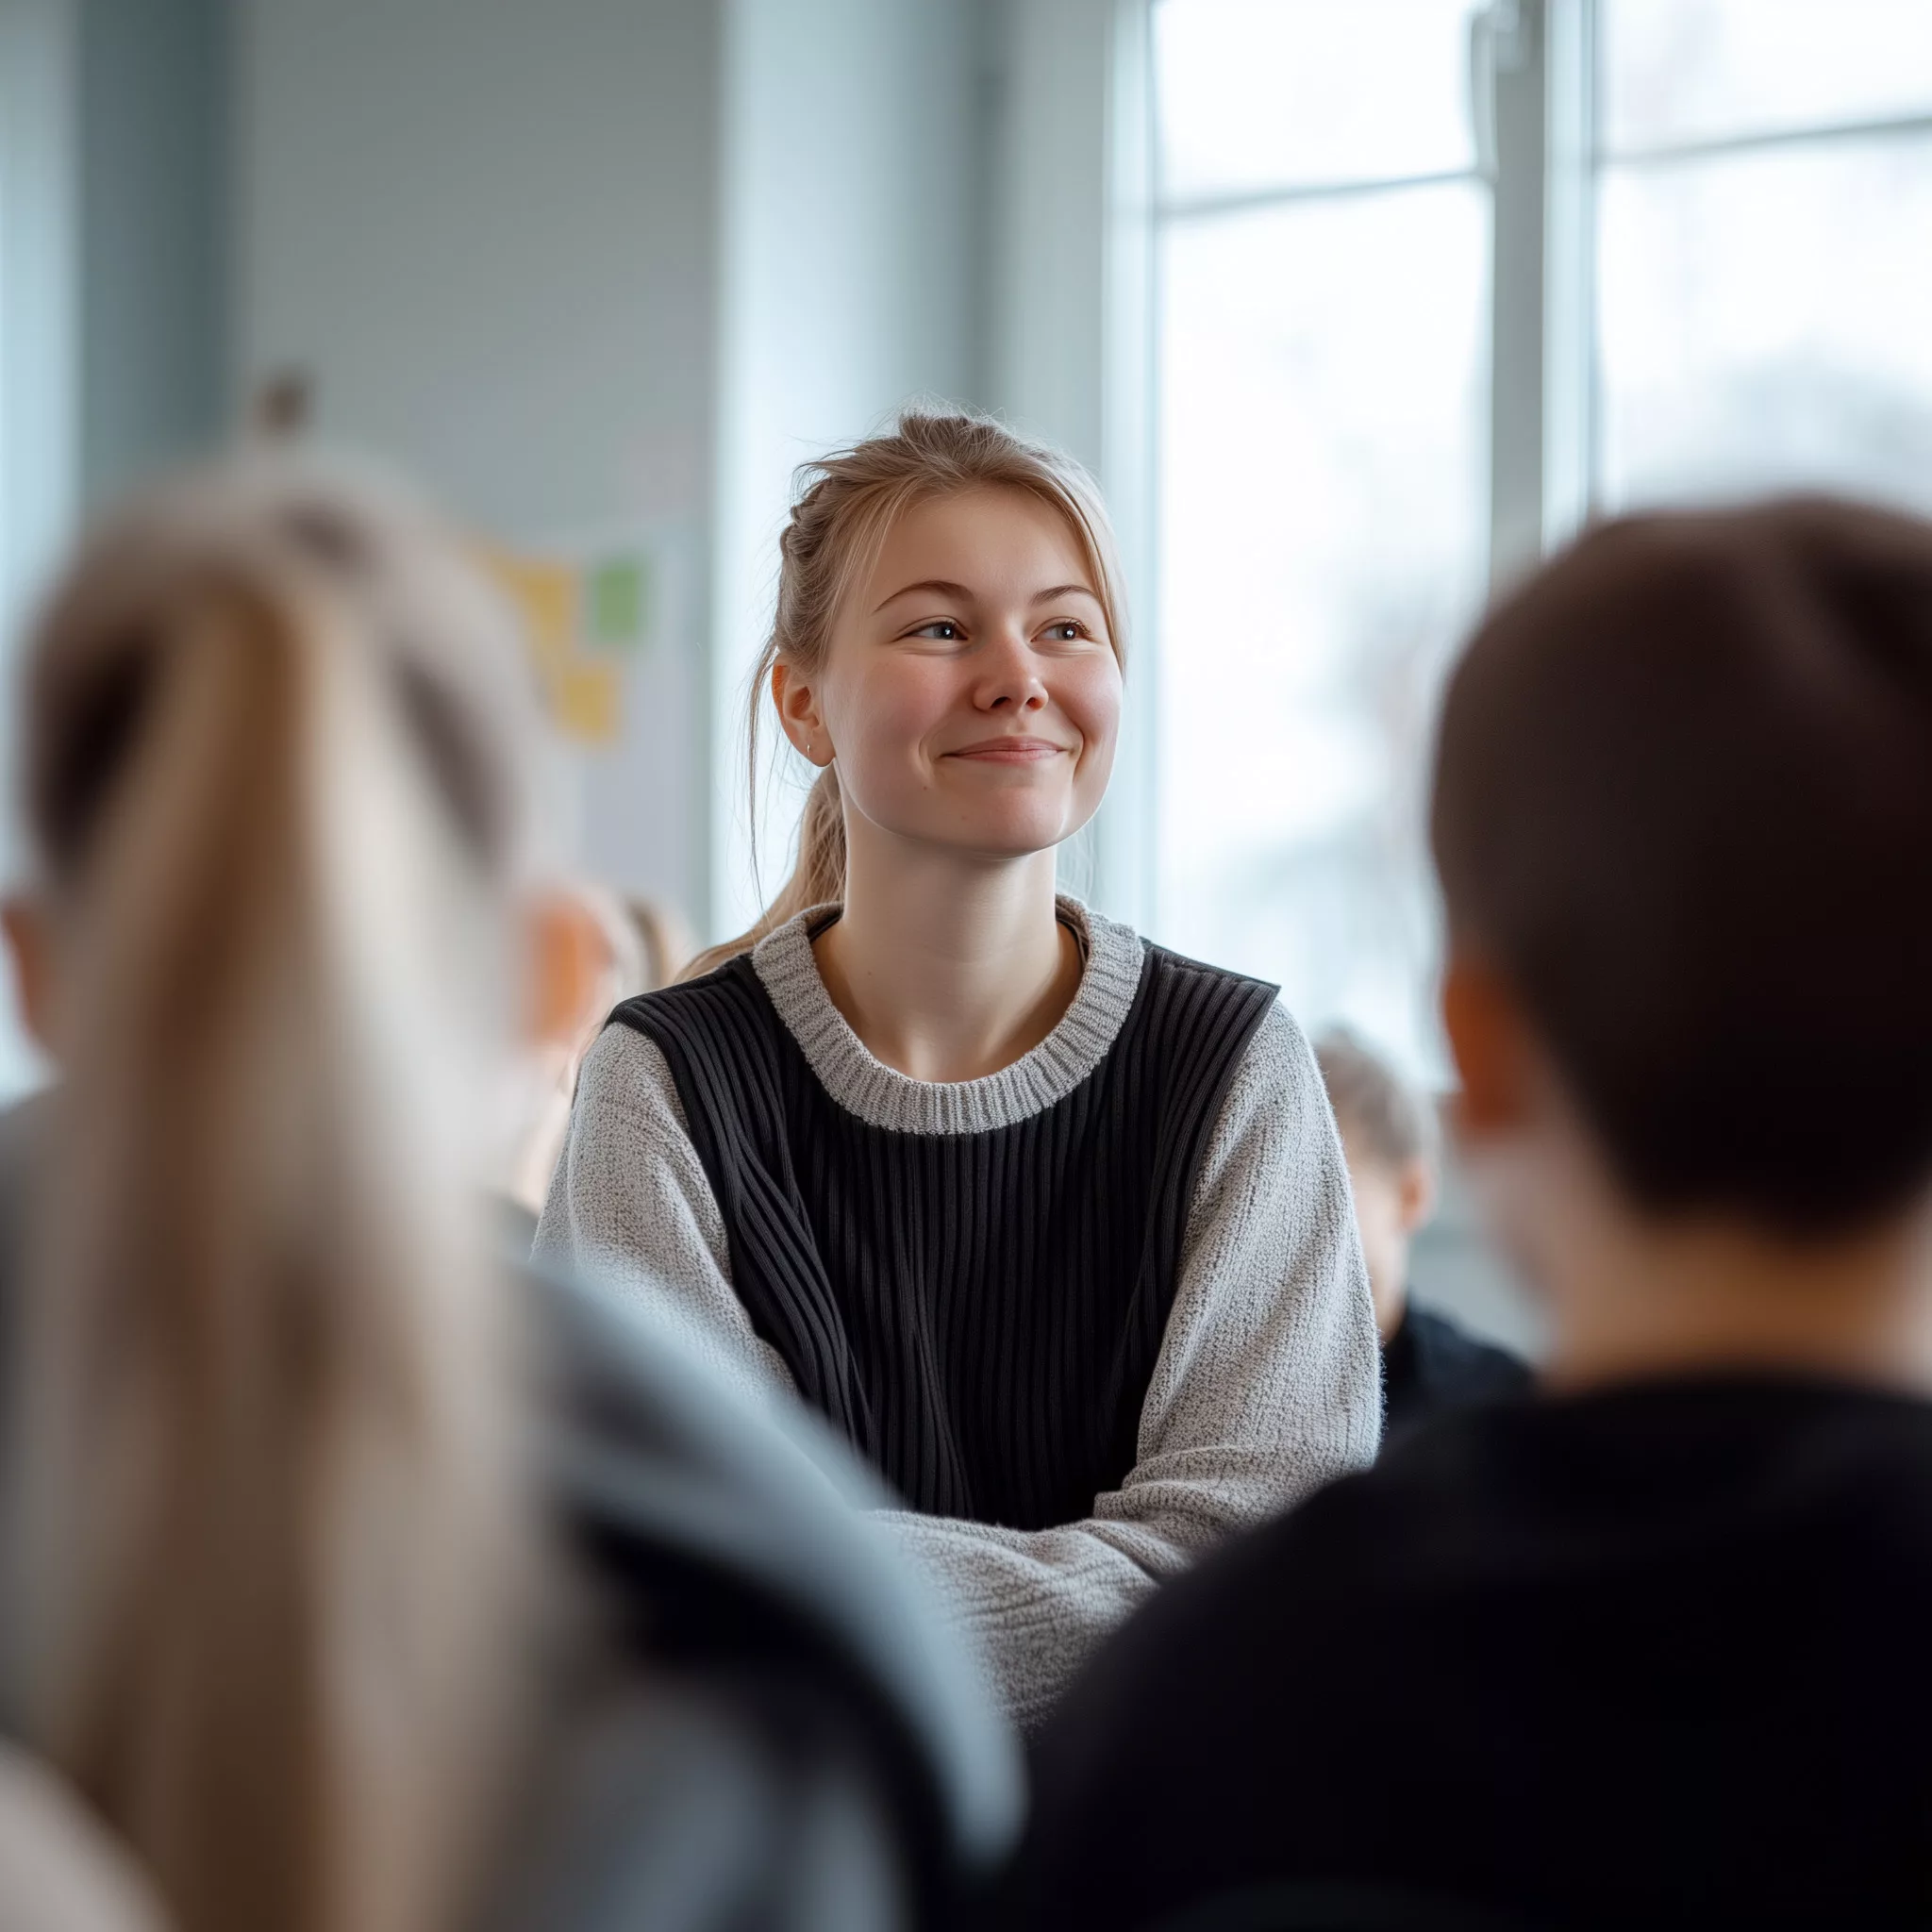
{"left": 507, "top": 879, "right": 653, "bottom": 1215}
{"left": 1314, "top": 1029, "right": 1438, "bottom": 1342}
{"left": 1, "top": 454, "right": 555, "bottom": 1932}
{"left": 690, "top": 406, "right": 1127, "bottom": 974}
{"left": 622, "top": 891, "right": 693, "bottom": 991}
{"left": 1432, "top": 497, "right": 1932, "bottom": 1390}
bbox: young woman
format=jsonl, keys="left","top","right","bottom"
{"left": 538, "top": 408, "right": 1381, "bottom": 1726}
{"left": 0, "top": 456, "right": 1013, "bottom": 1932}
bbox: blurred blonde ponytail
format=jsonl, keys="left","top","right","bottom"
{"left": 684, "top": 406, "right": 1127, "bottom": 979}
{"left": 8, "top": 461, "right": 547, "bottom": 1932}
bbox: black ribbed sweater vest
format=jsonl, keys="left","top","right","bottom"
{"left": 612, "top": 940, "right": 1274, "bottom": 1530}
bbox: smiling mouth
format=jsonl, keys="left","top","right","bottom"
{"left": 945, "top": 738, "right": 1071, "bottom": 764}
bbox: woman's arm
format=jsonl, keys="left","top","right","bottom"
{"left": 875, "top": 1003, "right": 1382, "bottom": 1731}
{"left": 534, "top": 1024, "right": 800, "bottom": 1408}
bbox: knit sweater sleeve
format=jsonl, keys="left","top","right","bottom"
{"left": 873, "top": 1002, "right": 1383, "bottom": 1731}
{"left": 533, "top": 1024, "right": 802, "bottom": 1410}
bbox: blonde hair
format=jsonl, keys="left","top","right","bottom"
{"left": 687, "top": 407, "right": 1127, "bottom": 978}
{"left": 8, "top": 457, "right": 549, "bottom": 1932}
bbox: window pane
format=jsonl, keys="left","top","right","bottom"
{"left": 1156, "top": 186, "right": 1490, "bottom": 1079}
{"left": 1598, "top": 136, "right": 1932, "bottom": 513}
{"left": 1603, "top": 0, "right": 1932, "bottom": 156}
{"left": 1155, "top": 0, "right": 1480, "bottom": 202}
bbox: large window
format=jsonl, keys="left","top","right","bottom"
{"left": 1596, "top": 0, "right": 1932, "bottom": 508}
{"left": 1142, "top": 0, "right": 1932, "bottom": 1076}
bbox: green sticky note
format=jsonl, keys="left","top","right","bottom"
{"left": 587, "top": 553, "right": 650, "bottom": 651}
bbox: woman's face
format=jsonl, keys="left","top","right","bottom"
{"left": 775, "top": 487, "right": 1123, "bottom": 863}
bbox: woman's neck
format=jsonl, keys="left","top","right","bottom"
{"left": 811, "top": 841, "right": 1081, "bottom": 1083}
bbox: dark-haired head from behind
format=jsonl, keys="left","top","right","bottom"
{"left": 1008, "top": 497, "right": 1932, "bottom": 1932}
{"left": 1433, "top": 496, "right": 1932, "bottom": 1241}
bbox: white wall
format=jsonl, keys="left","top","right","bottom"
{"left": 238, "top": 0, "right": 993, "bottom": 938}
{"left": 236, "top": 0, "right": 723, "bottom": 916}
{"left": 78, "top": 0, "right": 229, "bottom": 510}
{"left": 708, "top": 0, "right": 989, "bottom": 940}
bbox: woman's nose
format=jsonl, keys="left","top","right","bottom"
{"left": 974, "top": 630, "right": 1048, "bottom": 712}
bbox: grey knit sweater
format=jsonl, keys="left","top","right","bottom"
{"left": 535, "top": 900, "right": 1381, "bottom": 1729}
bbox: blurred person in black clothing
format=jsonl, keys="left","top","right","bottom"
{"left": 1008, "top": 497, "right": 1932, "bottom": 1930}
{"left": 1315, "top": 1026, "right": 1530, "bottom": 1448}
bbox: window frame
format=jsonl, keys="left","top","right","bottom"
{"left": 1114, "top": 0, "right": 1932, "bottom": 940}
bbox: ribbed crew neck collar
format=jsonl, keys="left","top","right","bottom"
{"left": 750, "top": 896, "right": 1145, "bottom": 1135}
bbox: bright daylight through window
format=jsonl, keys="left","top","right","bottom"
{"left": 1145, "top": 0, "right": 1932, "bottom": 1080}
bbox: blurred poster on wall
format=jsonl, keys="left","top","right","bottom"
{"left": 475, "top": 525, "right": 703, "bottom": 923}
{"left": 480, "top": 535, "right": 662, "bottom": 746}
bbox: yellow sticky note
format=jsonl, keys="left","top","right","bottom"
{"left": 553, "top": 659, "right": 622, "bottom": 744}
{"left": 482, "top": 549, "right": 577, "bottom": 672}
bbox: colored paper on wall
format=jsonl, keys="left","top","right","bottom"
{"left": 483, "top": 549, "right": 577, "bottom": 671}
{"left": 588, "top": 552, "right": 651, "bottom": 652}
{"left": 476, "top": 533, "right": 668, "bottom": 745}
{"left": 553, "top": 658, "right": 622, "bottom": 744}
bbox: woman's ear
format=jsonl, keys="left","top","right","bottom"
{"left": 2, "top": 897, "right": 57, "bottom": 1059}
{"left": 771, "top": 661, "right": 831, "bottom": 766}
{"left": 1395, "top": 1154, "right": 1438, "bottom": 1237}
{"left": 1441, "top": 953, "right": 1536, "bottom": 1143}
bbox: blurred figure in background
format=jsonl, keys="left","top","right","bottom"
{"left": 502, "top": 882, "right": 649, "bottom": 1248}
{"left": 1009, "top": 498, "right": 1932, "bottom": 1928}
{"left": 1314, "top": 1026, "right": 1528, "bottom": 1449}
{"left": 622, "top": 891, "right": 694, "bottom": 993}
{"left": 0, "top": 456, "right": 1014, "bottom": 1932}
{"left": 502, "top": 888, "right": 695, "bottom": 1250}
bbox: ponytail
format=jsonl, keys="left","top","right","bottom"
{"left": 9, "top": 467, "right": 544, "bottom": 1932}
{"left": 684, "top": 762, "right": 847, "bottom": 979}
{"left": 684, "top": 406, "right": 1128, "bottom": 980}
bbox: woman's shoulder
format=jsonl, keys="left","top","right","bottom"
{"left": 577, "top": 958, "right": 787, "bottom": 1122}
{"left": 1112, "top": 929, "right": 1297, "bottom": 1090}
{"left": 606, "top": 951, "right": 768, "bottom": 1045}
{"left": 1227, "top": 998, "right": 1321, "bottom": 1094}
{"left": 1035, "top": 903, "right": 1325, "bottom": 1145}
{"left": 570, "top": 1020, "right": 685, "bottom": 1132}
{"left": 598, "top": 956, "right": 799, "bottom": 1100}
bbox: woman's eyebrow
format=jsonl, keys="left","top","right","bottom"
{"left": 872, "top": 577, "right": 977, "bottom": 614}
{"left": 870, "top": 577, "right": 1103, "bottom": 615}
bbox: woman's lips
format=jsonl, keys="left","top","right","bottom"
{"left": 944, "top": 738, "right": 1069, "bottom": 763}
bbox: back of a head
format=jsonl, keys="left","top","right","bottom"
{"left": 1431, "top": 496, "right": 1932, "bottom": 1237}
{"left": 7, "top": 456, "right": 547, "bottom": 1932}
{"left": 1313, "top": 1026, "right": 1437, "bottom": 1174}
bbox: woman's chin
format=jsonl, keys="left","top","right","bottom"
{"left": 860, "top": 784, "right": 1097, "bottom": 863}
{"left": 934, "top": 808, "right": 1089, "bottom": 862}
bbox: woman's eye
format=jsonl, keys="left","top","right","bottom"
{"left": 909, "top": 620, "right": 964, "bottom": 641}
{"left": 1042, "top": 621, "right": 1088, "bottom": 642}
